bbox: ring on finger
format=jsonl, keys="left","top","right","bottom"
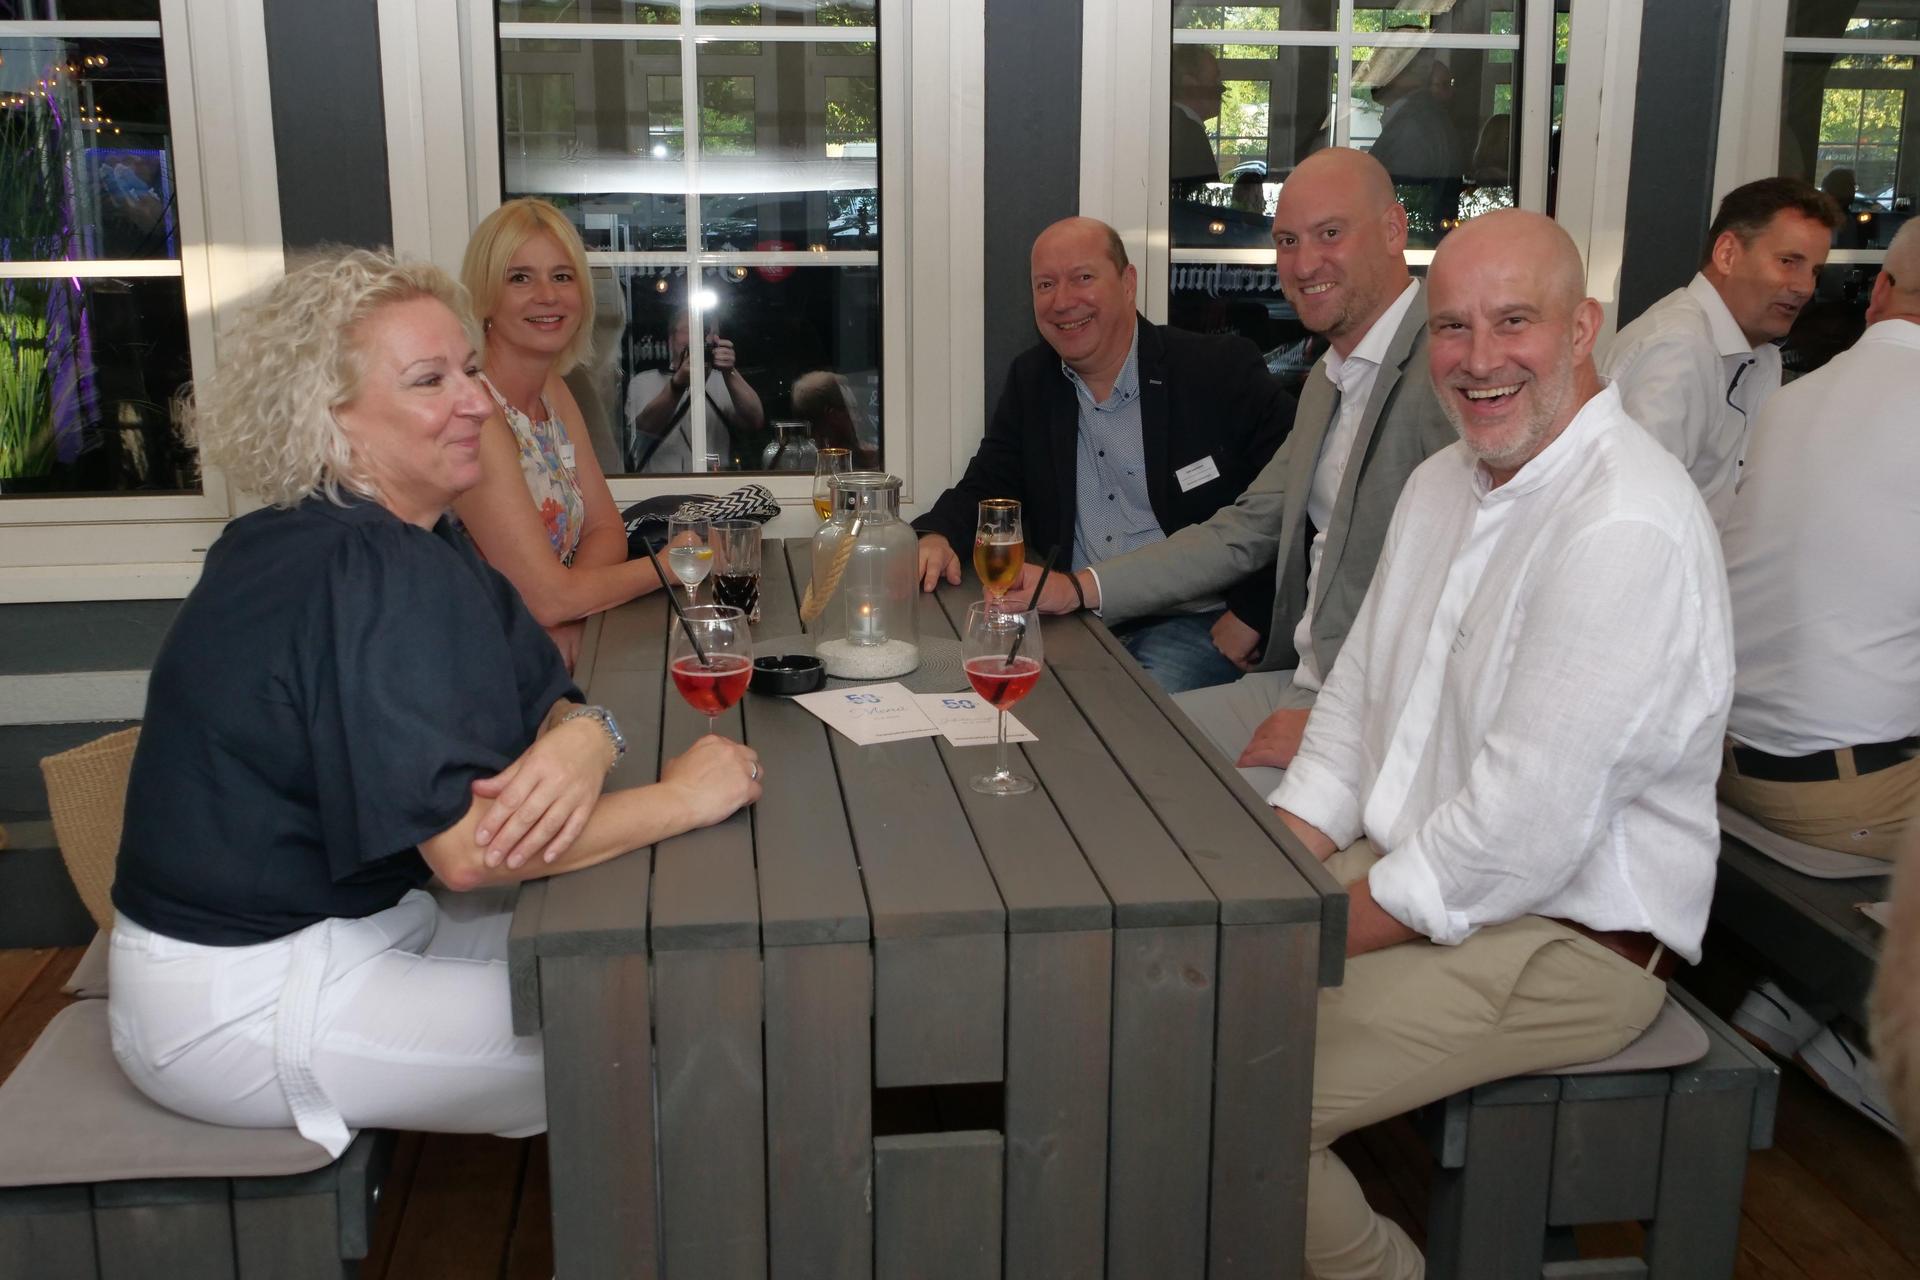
{"left": 749, "top": 761, "right": 761, "bottom": 781}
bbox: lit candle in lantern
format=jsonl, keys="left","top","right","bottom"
{"left": 851, "top": 594, "right": 886, "bottom": 645}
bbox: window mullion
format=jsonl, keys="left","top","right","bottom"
{"left": 678, "top": 16, "right": 707, "bottom": 471}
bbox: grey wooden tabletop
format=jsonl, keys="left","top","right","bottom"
{"left": 508, "top": 536, "right": 1344, "bottom": 1033}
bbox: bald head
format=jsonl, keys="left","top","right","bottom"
{"left": 1034, "top": 216, "right": 1129, "bottom": 275}
{"left": 1867, "top": 219, "right": 1920, "bottom": 325}
{"left": 1271, "top": 147, "right": 1410, "bottom": 355}
{"left": 1426, "top": 210, "right": 1603, "bottom": 485}
{"left": 1030, "top": 216, "right": 1139, "bottom": 392}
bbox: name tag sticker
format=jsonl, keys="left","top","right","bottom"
{"left": 1175, "top": 456, "right": 1221, "bottom": 492}
{"left": 559, "top": 443, "right": 577, "bottom": 469}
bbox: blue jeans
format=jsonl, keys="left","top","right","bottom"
{"left": 1110, "top": 610, "right": 1244, "bottom": 694}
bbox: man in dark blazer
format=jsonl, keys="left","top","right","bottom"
{"left": 1021, "top": 150, "right": 1456, "bottom": 797}
{"left": 913, "top": 215, "right": 1296, "bottom": 692}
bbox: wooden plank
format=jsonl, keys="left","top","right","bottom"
{"left": 650, "top": 665, "right": 759, "bottom": 953}
{"left": 1106, "top": 923, "right": 1216, "bottom": 1280}
{"left": 92, "top": 1183, "right": 237, "bottom": 1280}
{"left": 874, "top": 933, "right": 1006, "bottom": 1087}
{"left": 0, "top": 1184, "right": 96, "bottom": 1280}
{"left": 506, "top": 879, "right": 546, "bottom": 1036}
{"left": 594, "top": 591, "right": 670, "bottom": 673}
{"left": 761, "top": 535, "right": 808, "bottom": 636}
{"left": 231, "top": 1192, "right": 342, "bottom": 1280}
{"left": 1048, "top": 616, "right": 1323, "bottom": 927}
{"left": 764, "top": 942, "right": 874, "bottom": 1280}
{"left": 540, "top": 953, "right": 658, "bottom": 1280}
{"left": 653, "top": 947, "right": 768, "bottom": 1280}
{"left": 742, "top": 684, "right": 870, "bottom": 948}
{"left": 0, "top": 947, "right": 78, "bottom": 1082}
{"left": 376, "top": 1135, "right": 524, "bottom": 1280}
{"left": 1209, "top": 921, "right": 1321, "bottom": 1280}
{"left": 1004, "top": 929, "right": 1111, "bottom": 1280}
{"left": 571, "top": 609, "right": 605, "bottom": 692}
{"left": 874, "top": 1132, "right": 1004, "bottom": 1280}
{"left": 1547, "top": 1094, "right": 1668, "bottom": 1226}
{"left": 1644, "top": 1085, "right": 1756, "bottom": 1280}
{"left": 0, "top": 947, "right": 55, "bottom": 1031}
{"left": 1424, "top": 1092, "right": 1557, "bottom": 1280}
{"left": 503, "top": 1136, "right": 556, "bottom": 1280}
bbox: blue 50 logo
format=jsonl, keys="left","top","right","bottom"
{"left": 845, "top": 693, "right": 882, "bottom": 705}
{"left": 942, "top": 698, "right": 977, "bottom": 710}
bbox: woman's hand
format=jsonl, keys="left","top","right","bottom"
{"left": 470, "top": 716, "right": 613, "bottom": 869}
{"left": 658, "top": 734, "right": 762, "bottom": 828}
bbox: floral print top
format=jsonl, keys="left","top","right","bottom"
{"left": 480, "top": 374, "right": 586, "bottom": 565}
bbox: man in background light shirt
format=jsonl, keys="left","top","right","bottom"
{"left": 1272, "top": 210, "right": 1730, "bottom": 1278}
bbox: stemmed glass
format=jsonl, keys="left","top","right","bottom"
{"left": 668, "top": 605, "right": 753, "bottom": 736}
{"left": 973, "top": 499, "right": 1024, "bottom": 614}
{"left": 665, "top": 515, "right": 712, "bottom": 604}
{"left": 961, "top": 601, "right": 1044, "bottom": 796}
{"left": 812, "top": 448, "right": 851, "bottom": 521}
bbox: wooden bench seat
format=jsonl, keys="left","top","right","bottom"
{"left": 0, "top": 1001, "right": 391, "bottom": 1280}
{"left": 1420, "top": 986, "right": 1779, "bottom": 1280}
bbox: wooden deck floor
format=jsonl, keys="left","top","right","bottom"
{"left": 6, "top": 943, "right": 1918, "bottom": 1279}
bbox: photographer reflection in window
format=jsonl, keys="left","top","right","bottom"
{"left": 624, "top": 309, "right": 766, "bottom": 472}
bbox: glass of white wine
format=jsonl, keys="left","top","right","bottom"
{"left": 665, "top": 516, "right": 713, "bottom": 604}
{"left": 813, "top": 448, "right": 852, "bottom": 521}
{"left": 973, "top": 499, "right": 1024, "bottom": 613}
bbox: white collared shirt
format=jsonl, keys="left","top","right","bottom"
{"left": 1291, "top": 279, "right": 1422, "bottom": 689}
{"left": 1600, "top": 273, "right": 1781, "bottom": 528}
{"left": 1723, "top": 318, "right": 1920, "bottom": 755}
{"left": 1274, "top": 384, "right": 1732, "bottom": 962}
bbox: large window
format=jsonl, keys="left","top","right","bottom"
{"left": 1, "top": 5, "right": 195, "bottom": 498}
{"left": 1720, "top": 0, "right": 1918, "bottom": 372}
{"left": 1164, "top": 0, "right": 1579, "bottom": 388}
{"left": 494, "top": 0, "right": 883, "bottom": 479}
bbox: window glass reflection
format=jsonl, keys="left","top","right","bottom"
{"left": 1170, "top": 44, "right": 1332, "bottom": 249}
{"left": 1787, "top": 1, "right": 1920, "bottom": 40}
{"left": 1174, "top": 2, "right": 1335, "bottom": 33}
{"left": 0, "top": 1, "right": 157, "bottom": 16}
{"left": 694, "top": 41, "right": 879, "bottom": 250}
{"left": 0, "top": 276, "right": 195, "bottom": 493}
{"left": 497, "top": 1, "right": 679, "bottom": 23}
{"left": 1780, "top": 51, "right": 1918, "bottom": 251}
{"left": 609, "top": 265, "right": 879, "bottom": 475}
{"left": 695, "top": 0, "right": 874, "bottom": 24}
{"left": 1784, "top": 263, "right": 1883, "bottom": 376}
{"left": 1, "top": 37, "right": 176, "bottom": 262}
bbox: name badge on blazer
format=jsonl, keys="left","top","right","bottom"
{"left": 1175, "top": 456, "right": 1221, "bottom": 492}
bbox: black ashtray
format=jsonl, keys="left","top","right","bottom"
{"left": 751, "top": 653, "right": 826, "bottom": 696}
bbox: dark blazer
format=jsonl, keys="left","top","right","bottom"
{"left": 914, "top": 315, "right": 1297, "bottom": 631}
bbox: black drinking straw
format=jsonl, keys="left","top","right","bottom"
{"left": 641, "top": 539, "right": 712, "bottom": 666}
{"left": 1005, "top": 544, "right": 1058, "bottom": 668}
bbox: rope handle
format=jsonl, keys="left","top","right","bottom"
{"left": 799, "top": 517, "right": 863, "bottom": 625}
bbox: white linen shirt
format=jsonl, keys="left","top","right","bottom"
{"left": 1723, "top": 318, "right": 1920, "bottom": 755}
{"left": 1291, "top": 279, "right": 1422, "bottom": 690}
{"left": 1600, "top": 273, "right": 1781, "bottom": 528}
{"left": 1273, "top": 384, "right": 1732, "bottom": 962}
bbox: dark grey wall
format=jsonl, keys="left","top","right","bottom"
{"left": 1617, "top": 0, "right": 1732, "bottom": 326}
{"left": 981, "top": 0, "right": 1084, "bottom": 416}
{"left": 263, "top": 0, "right": 393, "bottom": 252}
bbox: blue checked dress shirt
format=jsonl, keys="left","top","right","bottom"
{"left": 1065, "top": 331, "right": 1164, "bottom": 573}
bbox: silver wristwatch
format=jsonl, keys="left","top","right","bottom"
{"left": 560, "top": 704, "right": 627, "bottom": 770}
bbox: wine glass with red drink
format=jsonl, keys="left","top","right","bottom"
{"left": 961, "top": 600, "right": 1044, "bottom": 795}
{"left": 669, "top": 605, "right": 753, "bottom": 735}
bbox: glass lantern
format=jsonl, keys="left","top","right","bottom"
{"left": 760, "top": 420, "right": 819, "bottom": 472}
{"left": 807, "top": 472, "right": 919, "bottom": 678}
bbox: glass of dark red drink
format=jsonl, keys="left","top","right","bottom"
{"left": 961, "top": 601, "right": 1043, "bottom": 796}
{"left": 669, "top": 604, "right": 753, "bottom": 735}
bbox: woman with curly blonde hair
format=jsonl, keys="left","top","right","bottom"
{"left": 454, "top": 198, "right": 664, "bottom": 670}
{"left": 110, "top": 249, "right": 761, "bottom": 1153}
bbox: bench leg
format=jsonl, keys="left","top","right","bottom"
{"left": 1644, "top": 1088, "right": 1755, "bottom": 1280}
{"left": 1425, "top": 1094, "right": 1556, "bottom": 1280}
{"left": 0, "top": 1185, "right": 97, "bottom": 1280}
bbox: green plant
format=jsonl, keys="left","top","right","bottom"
{"left": 1, "top": 80, "right": 79, "bottom": 480}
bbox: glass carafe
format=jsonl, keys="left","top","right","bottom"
{"left": 806, "top": 472, "right": 919, "bottom": 678}
{"left": 760, "top": 421, "right": 819, "bottom": 472}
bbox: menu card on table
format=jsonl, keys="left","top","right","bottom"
{"left": 914, "top": 693, "right": 1036, "bottom": 748}
{"left": 793, "top": 682, "right": 942, "bottom": 745}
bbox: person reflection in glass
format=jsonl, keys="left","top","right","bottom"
{"left": 791, "top": 369, "right": 880, "bottom": 469}
{"left": 1359, "top": 45, "right": 1464, "bottom": 238}
{"left": 624, "top": 308, "right": 765, "bottom": 473}
{"left": 1170, "top": 45, "right": 1225, "bottom": 198}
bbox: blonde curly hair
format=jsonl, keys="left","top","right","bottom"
{"left": 183, "top": 249, "right": 475, "bottom": 509}
{"left": 461, "top": 197, "right": 596, "bottom": 376}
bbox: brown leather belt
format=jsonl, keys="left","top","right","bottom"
{"left": 1551, "top": 918, "right": 1679, "bottom": 981}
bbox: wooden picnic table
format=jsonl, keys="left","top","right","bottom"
{"left": 508, "top": 538, "right": 1347, "bottom": 1280}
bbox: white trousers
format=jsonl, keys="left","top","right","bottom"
{"left": 108, "top": 885, "right": 544, "bottom": 1152}
{"left": 1172, "top": 666, "right": 1318, "bottom": 800}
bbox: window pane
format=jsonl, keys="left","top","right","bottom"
{"left": 695, "top": 0, "right": 875, "bottom": 25}
{"left": 611, "top": 264, "right": 880, "bottom": 475}
{"left": 1781, "top": 51, "right": 1918, "bottom": 249}
{"left": 1354, "top": 45, "right": 1513, "bottom": 246}
{"left": 1783, "top": 263, "right": 1882, "bottom": 377}
{"left": 0, "top": 1, "right": 157, "bottom": 16}
{"left": 1352, "top": 0, "right": 1516, "bottom": 36}
{"left": 1787, "top": 1, "right": 1920, "bottom": 40}
{"left": 1, "top": 37, "right": 177, "bottom": 262}
{"left": 0, "top": 275, "right": 195, "bottom": 494}
{"left": 497, "top": 1, "right": 679, "bottom": 23}
{"left": 695, "top": 41, "right": 879, "bottom": 250}
{"left": 1174, "top": 2, "right": 1334, "bottom": 33}
{"left": 499, "top": 38, "right": 690, "bottom": 251}
{"left": 1171, "top": 44, "right": 1332, "bottom": 249}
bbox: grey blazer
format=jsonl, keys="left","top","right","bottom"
{"left": 1096, "top": 285, "right": 1456, "bottom": 678}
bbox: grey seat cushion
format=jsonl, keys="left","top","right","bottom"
{"left": 0, "top": 1002, "right": 342, "bottom": 1186}
{"left": 62, "top": 928, "right": 110, "bottom": 999}
{"left": 1547, "top": 994, "right": 1709, "bottom": 1077}
{"left": 1720, "top": 801, "right": 1893, "bottom": 879}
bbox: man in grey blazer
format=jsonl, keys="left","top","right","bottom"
{"left": 1023, "top": 147, "right": 1456, "bottom": 798}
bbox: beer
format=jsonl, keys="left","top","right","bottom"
{"left": 973, "top": 536, "right": 1024, "bottom": 597}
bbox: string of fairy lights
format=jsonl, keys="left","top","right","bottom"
{"left": 0, "top": 52, "right": 126, "bottom": 134}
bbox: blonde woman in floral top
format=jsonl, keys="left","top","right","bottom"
{"left": 454, "top": 199, "right": 664, "bottom": 670}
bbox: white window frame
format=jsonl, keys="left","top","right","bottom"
{"left": 1717, "top": 0, "right": 1919, "bottom": 270}
{"left": 378, "top": 0, "right": 985, "bottom": 539}
{"left": 1081, "top": 0, "right": 1642, "bottom": 338}
{"left": 0, "top": 0, "right": 283, "bottom": 601}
